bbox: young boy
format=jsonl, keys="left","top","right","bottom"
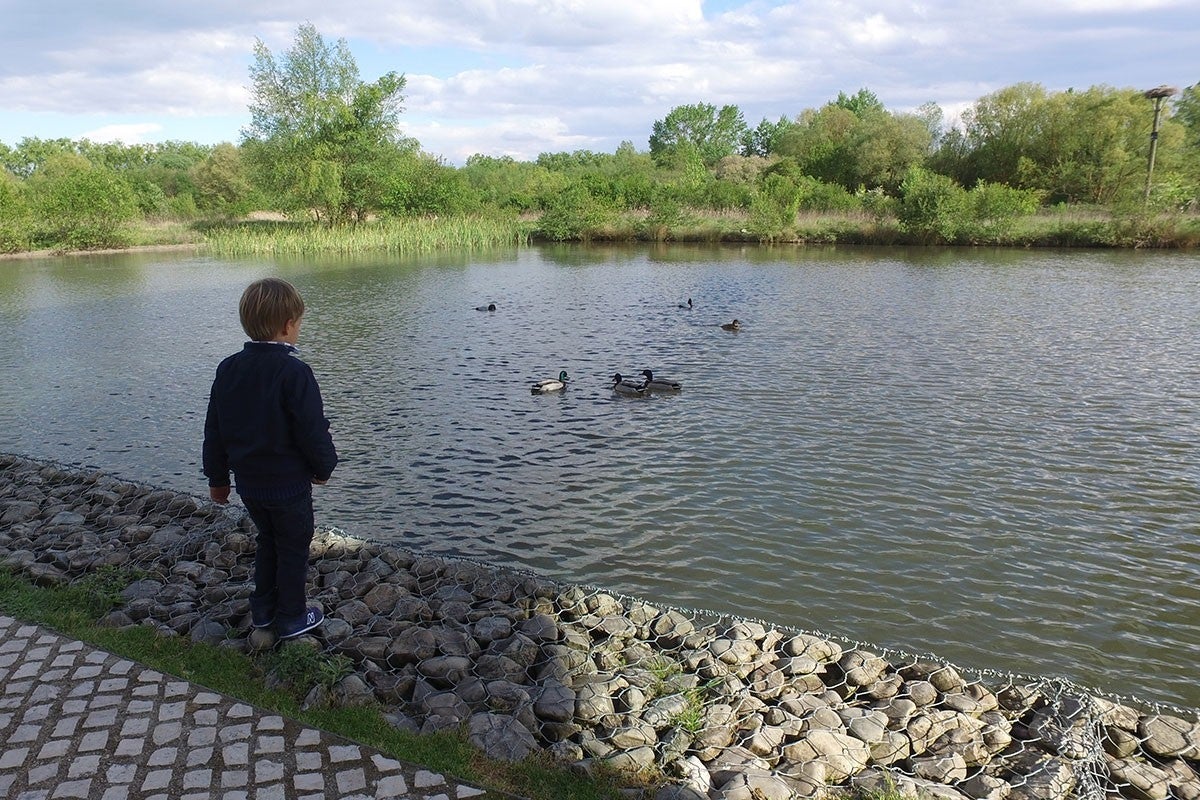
{"left": 203, "top": 278, "right": 338, "bottom": 639}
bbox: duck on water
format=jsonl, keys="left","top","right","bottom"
{"left": 641, "top": 369, "right": 682, "bottom": 391}
{"left": 611, "top": 373, "right": 648, "bottom": 396}
{"left": 531, "top": 370, "right": 569, "bottom": 394}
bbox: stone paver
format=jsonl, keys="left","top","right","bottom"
{"left": 0, "top": 615, "right": 498, "bottom": 800}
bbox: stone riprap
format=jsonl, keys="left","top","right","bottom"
{"left": 2, "top": 453, "right": 1198, "bottom": 800}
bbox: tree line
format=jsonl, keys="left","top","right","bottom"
{"left": 1, "top": 23, "right": 1197, "bottom": 252}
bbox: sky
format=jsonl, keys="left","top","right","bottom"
{"left": 0, "top": 0, "right": 1196, "bottom": 165}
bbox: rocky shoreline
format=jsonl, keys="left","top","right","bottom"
{"left": 2, "top": 453, "right": 1198, "bottom": 800}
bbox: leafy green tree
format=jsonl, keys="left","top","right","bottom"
{"left": 191, "top": 143, "right": 259, "bottom": 217}
{"left": 242, "top": 22, "right": 408, "bottom": 223}
{"left": 649, "top": 103, "right": 748, "bottom": 166}
{"left": 536, "top": 183, "right": 615, "bottom": 241}
{"left": 1176, "top": 83, "right": 1200, "bottom": 150}
{"left": 953, "top": 83, "right": 1185, "bottom": 204}
{"left": 741, "top": 116, "right": 794, "bottom": 157}
{"left": 0, "top": 170, "right": 31, "bottom": 252}
{"left": 897, "top": 166, "right": 967, "bottom": 243}
{"left": 835, "top": 88, "right": 885, "bottom": 116}
{"left": 382, "top": 152, "right": 481, "bottom": 216}
{"left": 3, "top": 137, "right": 78, "bottom": 178}
{"left": 28, "top": 153, "right": 138, "bottom": 249}
{"left": 775, "top": 95, "right": 930, "bottom": 193}
{"left": 747, "top": 173, "right": 800, "bottom": 241}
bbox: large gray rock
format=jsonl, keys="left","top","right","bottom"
{"left": 1107, "top": 757, "right": 1171, "bottom": 800}
{"left": 1138, "top": 713, "right": 1200, "bottom": 759}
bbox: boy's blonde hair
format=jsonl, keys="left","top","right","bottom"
{"left": 239, "top": 278, "right": 305, "bottom": 341}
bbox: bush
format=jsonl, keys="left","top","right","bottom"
{"left": 535, "top": 184, "right": 615, "bottom": 241}
{"left": 898, "top": 167, "right": 968, "bottom": 243}
{"left": 747, "top": 173, "right": 800, "bottom": 241}
{"left": 796, "top": 176, "right": 861, "bottom": 212}
{"left": 0, "top": 171, "right": 32, "bottom": 252}
{"left": 858, "top": 186, "right": 897, "bottom": 223}
{"left": 638, "top": 198, "right": 693, "bottom": 240}
{"left": 29, "top": 154, "right": 139, "bottom": 249}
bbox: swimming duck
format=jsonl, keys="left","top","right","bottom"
{"left": 476, "top": 303, "right": 497, "bottom": 311}
{"left": 611, "top": 373, "right": 648, "bottom": 396}
{"left": 678, "top": 298, "right": 693, "bottom": 309}
{"left": 641, "top": 369, "right": 682, "bottom": 391}
{"left": 531, "top": 370, "right": 569, "bottom": 394}
{"left": 720, "top": 319, "right": 741, "bottom": 331}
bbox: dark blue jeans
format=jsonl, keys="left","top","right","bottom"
{"left": 242, "top": 490, "right": 314, "bottom": 625}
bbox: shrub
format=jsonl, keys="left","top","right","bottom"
{"left": 535, "top": 184, "right": 615, "bottom": 241}
{"left": 0, "top": 171, "right": 32, "bottom": 252}
{"left": 29, "top": 154, "right": 138, "bottom": 250}
{"left": 898, "top": 166, "right": 968, "bottom": 243}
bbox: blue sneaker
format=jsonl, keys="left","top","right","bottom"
{"left": 277, "top": 607, "right": 324, "bottom": 640}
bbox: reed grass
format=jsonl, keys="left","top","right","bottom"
{"left": 202, "top": 215, "right": 530, "bottom": 256}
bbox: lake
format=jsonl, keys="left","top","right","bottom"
{"left": 2, "top": 243, "right": 1198, "bottom": 709}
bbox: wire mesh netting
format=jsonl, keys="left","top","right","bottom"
{"left": 2, "top": 452, "right": 1198, "bottom": 800}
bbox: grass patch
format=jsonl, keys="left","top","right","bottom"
{"left": 0, "top": 566, "right": 635, "bottom": 800}
{"left": 201, "top": 214, "right": 531, "bottom": 256}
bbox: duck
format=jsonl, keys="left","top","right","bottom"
{"left": 641, "top": 369, "right": 682, "bottom": 391}
{"left": 476, "top": 303, "right": 497, "bottom": 312}
{"left": 531, "top": 370, "right": 569, "bottom": 394}
{"left": 720, "top": 319, "right": 741, "bottom": 331}
{"left": 678, "top": 298, "right": 693, "bottom": 309}
{"left": 611, "top": 373, "right": 648, "bottom": 396}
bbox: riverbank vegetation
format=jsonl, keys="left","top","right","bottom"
{"left": 1, "top": 23, "right": 1197, "bottom": 255}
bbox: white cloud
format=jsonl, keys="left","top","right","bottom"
{"left": 0, "top": 0, "right": 1195, "bottom": 160}
{"left": 79, "top": 123, "right": 163, "bottom": 144}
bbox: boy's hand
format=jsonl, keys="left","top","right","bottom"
{"left": 311, "top": 478, "right": 328, "bottom": 486}
{"left": 210, "top": 486, "right": 231, "bottom": 504}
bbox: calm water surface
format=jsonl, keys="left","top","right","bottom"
{"left": 2, "top": 244, "right": 1198, "bottom": 709}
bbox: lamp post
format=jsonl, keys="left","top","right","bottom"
{"left": 1143, "top": 85, "right": 1178, "bottom": 204}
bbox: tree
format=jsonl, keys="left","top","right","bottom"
{"left": 1174, "top": 83, "right": 1200, "bottom": 151}
{"left": 774, "top": 92, "right": 931, "bottom": 193}
{"left": 191, "top": 143, "right": 260, "bottom": 217}
{"left": 27, "top": 153, "right": 138, "bottom": 249}
{"left": 242, "top": 22, "right": 408, "bottom": 223}
{"left": 649, "top": 103, "right": 748, "bottom": 166}
{"left": 741, "top": 116, "right": 794, "bottom": 157}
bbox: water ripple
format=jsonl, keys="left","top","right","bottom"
{"left": 2, "top": 246, "right": 1200, "bottom": 708}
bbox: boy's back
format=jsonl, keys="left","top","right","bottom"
{"left": 203, "top": 341, "right": 337, "bottom": 497}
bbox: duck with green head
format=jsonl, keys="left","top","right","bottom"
{"left": 531, "top": 370, "right": 569, "bottom": 394}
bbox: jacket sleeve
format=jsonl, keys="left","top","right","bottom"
{"left": 287, "top": 363, "right": 339, "bottom": 481}
{"left": 201, "top": 377, "right": 231, "bottom": 487}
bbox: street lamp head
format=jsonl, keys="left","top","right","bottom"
{"left": 1143, "top": 85, "right": 1178, "bottom": 99}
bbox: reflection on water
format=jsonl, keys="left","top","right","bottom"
{"left": 2, "top": 244, "right": 1200, "bottom": 709}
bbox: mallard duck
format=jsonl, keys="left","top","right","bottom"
{"left": 611, "top": 373, "right": 648, "bottom": 396}
{"left": 678, "top": 298, "right": 693, "bottom": 309}
{"left": 531, "top": 370, "right": 569, "bottom": 394}
{"left": 641, "top": 369, "right": 682, "bottom": 391}
{"left": 476, "top": 303, "right": 497, "bottom": 311}
{"left": 720, "top": 319, "right": 741, "bottom": 331}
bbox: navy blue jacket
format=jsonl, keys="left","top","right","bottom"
{"left": 203, "top": 342, "right": 337, "bottom": 499}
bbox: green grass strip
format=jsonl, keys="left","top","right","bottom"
{"left": 0, "top": 567, "right": 629, "bottom": 800}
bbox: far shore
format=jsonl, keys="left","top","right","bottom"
{"left": 0, "top": 243, "right": 204, "bottom": 262}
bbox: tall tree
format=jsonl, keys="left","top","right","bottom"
{"left": 775, "top": 92, "right": 931, "bottom": 193}
{"left": 649, "top": 103, "right": 748, "bottom": 166}
{"left": 242, "top": 23, "right": 408, "bottom": 223}
{"left": 1175, "top": 83, "right": 1200, "bottom": 150}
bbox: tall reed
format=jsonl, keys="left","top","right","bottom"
{"left": 203, "top": 215, "right": 530, "bottom": 256}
